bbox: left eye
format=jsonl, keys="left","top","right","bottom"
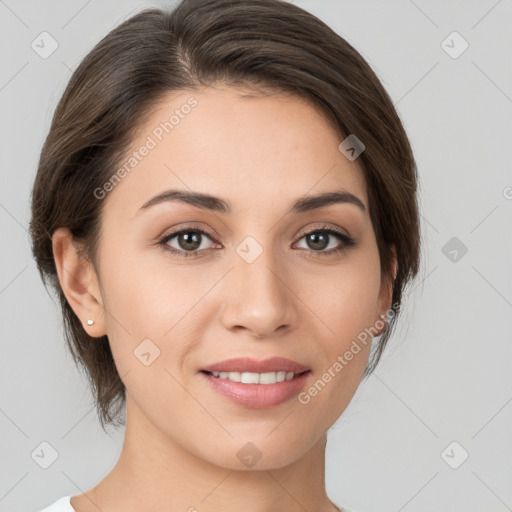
{"left": 295, "top": 229, "right": 348, "bottom": 252}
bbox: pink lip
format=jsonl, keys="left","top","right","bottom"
{"left": 201, "top": 357, "right": 309, "bottom": 374}
{"left": 199, "top": 370, "right": 312, "bottom": 409}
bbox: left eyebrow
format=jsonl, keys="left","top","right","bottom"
{"left": 137, "top": 188, "right": 366, "bottom": 215}
{"left": 288, "top": 190, "right": 366, "bottom": 214}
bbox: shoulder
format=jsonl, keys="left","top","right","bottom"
{"left": 36, "top": 496, "right": 74, "bottom": 512}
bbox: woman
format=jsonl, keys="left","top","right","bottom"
{"left": 31, "top": 0, "right": 420, "bottom": 510}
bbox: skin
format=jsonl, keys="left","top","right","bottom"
{"left": 52, "top": 84, "right": 396, "bottom": 512}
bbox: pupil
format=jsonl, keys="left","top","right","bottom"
{"left": 308, "top": 232, "right": 328, "bottom": 250}
{"left": 180, "top": 232, "right": 201, "bottom": 250}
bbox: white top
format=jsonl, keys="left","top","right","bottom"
{"left": 37, "top": 496, "right": 74, "bottom": 512}
{"left": 37, "top": 495, "right": 359, "bottom": 512}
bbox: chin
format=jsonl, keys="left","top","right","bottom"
{"left": 197, "top": 429, "right": 320, "bottom": 471}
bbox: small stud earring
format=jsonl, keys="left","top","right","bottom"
{"left": 87, "top": 319, "right": 94, "bottom": 326}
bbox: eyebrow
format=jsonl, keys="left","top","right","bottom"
{"left": 138, "top": 188, "right": 366, "bottom": 215}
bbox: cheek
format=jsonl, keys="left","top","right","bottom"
{"left": 99, "top": 245, "right": 179, "bottom": 327}
{"left": 301, "top": 258, "right": 381, "bottom": 339}
{"left": 99, "top": 248, "right": 213, "bottom": 362}
{"left": 296, "top": 265, "right": 378, "bottom": 425}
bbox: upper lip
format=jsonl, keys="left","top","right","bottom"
{"left": 201, "top": 357, "right": 310, "bottom": 374}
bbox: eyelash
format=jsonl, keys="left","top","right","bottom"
{"left": 158, "top": 224, "right": 355, "bottom": 259}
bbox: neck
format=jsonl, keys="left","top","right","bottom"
{"left": 76, "top": 395, "right": 339, "bottom": 512}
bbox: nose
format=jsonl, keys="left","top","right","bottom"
{"left": 219, "top": 243, "right": 299, "bottom": 340}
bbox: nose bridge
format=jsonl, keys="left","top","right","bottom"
{"left": 221, "top": 234, "right": 296, "bottom": 336}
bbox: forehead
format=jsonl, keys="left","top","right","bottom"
{"left": 101, "top": 84, "right": 368, "bottom": 218}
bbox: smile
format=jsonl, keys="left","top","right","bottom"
{"left": 203, "top": 370, "right": 307, "bottom": 384}
{"left": 200, "top": 369, "right": 312, "bottom": 408}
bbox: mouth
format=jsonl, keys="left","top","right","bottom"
{"left": 200, "top": 369, "right": 311, "bottom": 385}
{"left": 200, "top": 356, "right": 310, "bottom": 375}
{"left": 199, "top": 368, "right": 312, "bottom": 409}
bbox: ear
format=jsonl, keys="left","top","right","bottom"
{"left": 52, "top": 227, "right": 106, "bottom": 338}
{"left": 377, "top": 243, "right": 398, "bottom": 321}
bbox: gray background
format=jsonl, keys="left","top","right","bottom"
{"left": 1, "top": 1, "right": 511, "bottom": 511}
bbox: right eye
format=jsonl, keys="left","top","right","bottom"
{"left": 159, "top": 226, "right": 220, "bottom": 258}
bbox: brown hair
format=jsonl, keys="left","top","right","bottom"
{"left": 29, "top": 0, "right": 421, "bottom": 431}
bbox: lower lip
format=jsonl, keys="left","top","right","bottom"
{"left": 199, "top": 371, "right": 311, "bottom": 409}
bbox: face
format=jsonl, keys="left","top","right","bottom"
{"left": 63, "top": 84, "right": 393, "bottom": 470}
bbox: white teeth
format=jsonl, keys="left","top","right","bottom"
{"left": 209, "top": 371, "right": 297, "bottom": 384}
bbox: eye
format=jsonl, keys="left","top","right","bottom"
{"left": 294, "top": 226, "right": 355, "bottom": 256}
{"left": 158, "top": 224, "right": 355, "bottom": 258}
{"left": 159, "top": 226, "right": 218, "bottom": 258}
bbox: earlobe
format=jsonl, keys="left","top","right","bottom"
{"left": 390, "top": 244, "right": 398, "bottom": 281}
{"left": 377, "top": 244, "right": 398, "bottom": 329}
{"left": 385, "top": 243, "right": 398, "bottom": 307}
{"left": 51, "top": 228, "right": 106, "bottom": 338}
